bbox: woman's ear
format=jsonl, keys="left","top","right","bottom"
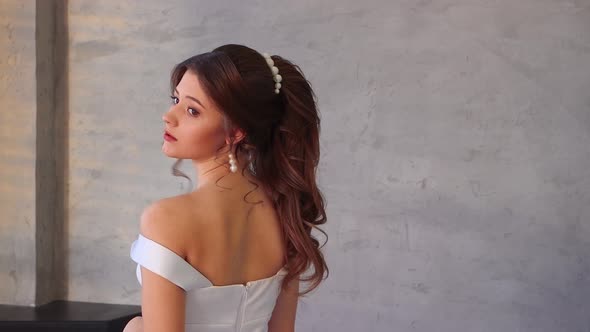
{"left": 227, "top": 128, "right": 246, "bottom": 145}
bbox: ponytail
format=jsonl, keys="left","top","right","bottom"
{"left": 263, "top": 55, "right": 329, "bottom": 296}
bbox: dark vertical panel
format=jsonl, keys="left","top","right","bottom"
{"left": 35, "top": 0, "right": 68, "bottom": 306}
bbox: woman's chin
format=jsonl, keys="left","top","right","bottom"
{"left": 162, "top": 152, "right": 177, "bottom": 158}
{"left": 161, "top": 143, "right": 180, "bottom": 158}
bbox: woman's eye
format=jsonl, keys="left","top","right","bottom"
{"left": 188, "top": 108, "right": 199, "bottom": 116}
{"left": 170, "top": 96, "right": 179, "bottom": 105}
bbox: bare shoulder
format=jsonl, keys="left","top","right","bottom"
{"left": 139, "top": 194, "right": 199, "bottom": 256}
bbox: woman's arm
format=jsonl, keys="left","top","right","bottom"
{"left": 267, "top": 277, "right": 299, "bottom": 332}
{"left": 139, "top": 265, "right": 186, "bottom": 332}
{"left": 133, "top": 200, "right": 189, "bottom": 332}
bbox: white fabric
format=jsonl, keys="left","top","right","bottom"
{"left": 130, "top": 234, "right": 288, "bottom": 332}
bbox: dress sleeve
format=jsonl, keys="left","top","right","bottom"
{"left": 130, "top": 234, "right": 211, "bottom": 291}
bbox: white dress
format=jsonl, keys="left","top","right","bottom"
{"left": 130, "top": 234, "right": 288, "bottom": 332}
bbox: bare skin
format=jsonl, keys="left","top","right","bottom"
{"left": 124, "top": 70, "right": 298, "bottom": 332}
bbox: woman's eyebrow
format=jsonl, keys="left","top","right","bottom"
{"left": 174, "top": 88, "right": 206, "bottom": 109}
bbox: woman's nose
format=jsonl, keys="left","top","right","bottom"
{"left": 162, "top": 109, "right": 176, "bottom": 126}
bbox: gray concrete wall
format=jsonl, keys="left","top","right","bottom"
{"left": 0, "top": 0, "right": 37, "bottom": 306}
{"left": 0, "top": 0, "right": 67, "bottom": 307}
{"left": 2, "top": 0, "right": 590, "bottom": 330}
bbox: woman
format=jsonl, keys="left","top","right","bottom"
{"left": 123, "top": 44, "right": 328, "bottom": 332}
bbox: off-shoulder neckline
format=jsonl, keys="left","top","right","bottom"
{"left": 135, "top": 234, "right": 287, "bottom": 288}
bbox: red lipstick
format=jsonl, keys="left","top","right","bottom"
{"left": 164, "top": 131, "right": 177, "bottom": 142}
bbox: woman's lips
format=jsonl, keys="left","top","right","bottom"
{"left": 164, "top": 131, "right": 177, "bottom": 142}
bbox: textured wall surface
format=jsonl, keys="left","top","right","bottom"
{"left": 0, "top": 0, "right": 37, "bottom": 306}
{"left": 2, "top": 0, "right": 590, "bottom": 330}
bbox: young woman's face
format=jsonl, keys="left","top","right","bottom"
{"left": 162, "top": 70, "right": 227, "bottom": 161}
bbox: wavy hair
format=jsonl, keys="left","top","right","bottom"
{"left": 168, "top": 44, "right": 328, "bottom": 296}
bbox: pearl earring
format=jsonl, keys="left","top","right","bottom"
{"left": 229, "top": 152, "right": 238, "bottom": 173}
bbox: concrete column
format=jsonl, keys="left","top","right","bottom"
{"left": 34, "top": 0, "right": 68, "bottom": 306}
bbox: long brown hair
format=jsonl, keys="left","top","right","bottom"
{"left": 169, "top": 44, "right": 328, "bottom": 296}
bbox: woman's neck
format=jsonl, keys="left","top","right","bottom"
{"left": 191, "top": 153, "right": 259, "bottom": 191}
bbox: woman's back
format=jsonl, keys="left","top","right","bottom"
{"left": 130, "top": 182, "right": 293, "bottom": 331}
{"left": 164, "top": 182, "right": 286, "bottom": 287}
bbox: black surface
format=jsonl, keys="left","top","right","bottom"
{"left": 0, "top": 300, "right": 141, "bottom": 332}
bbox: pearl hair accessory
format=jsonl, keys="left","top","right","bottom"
{"left": 262, "top": 52, "right": 282, "bottom": 94}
